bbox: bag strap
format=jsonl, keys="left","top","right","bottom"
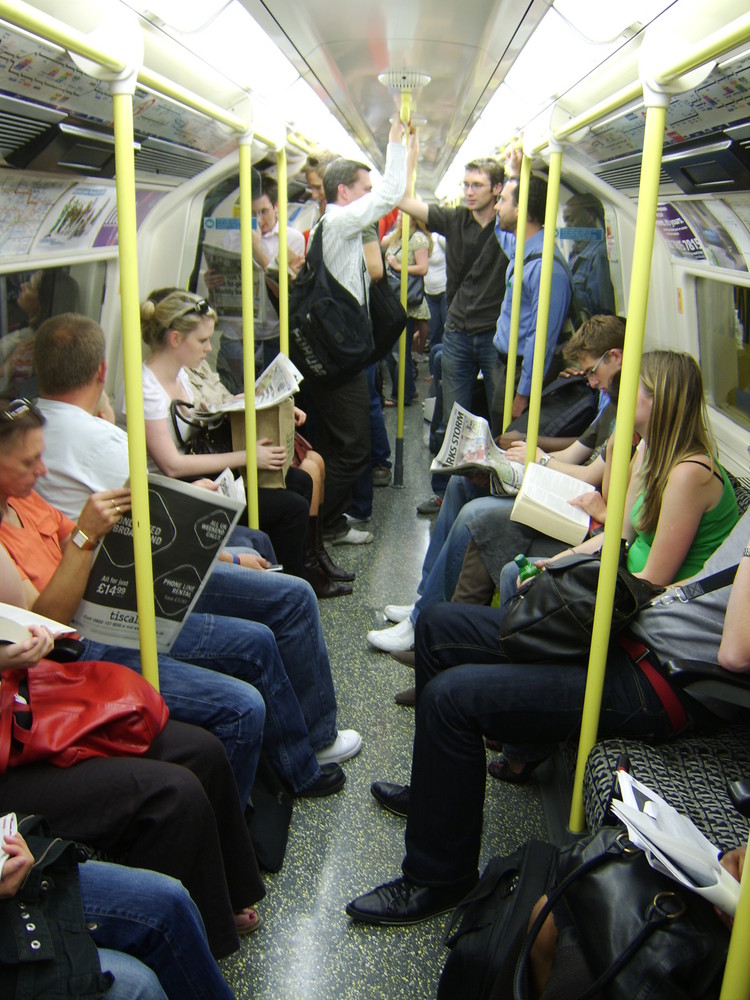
{"left": 512, "top": 834, "right": 681, "bottom": 1000}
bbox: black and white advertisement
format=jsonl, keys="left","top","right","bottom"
{"left": 72, "top": 475, "right": 244, "bottom": 652}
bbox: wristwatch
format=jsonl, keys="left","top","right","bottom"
{"left": 71, "top": 527, "right": 97, "bottom": 551}
{"left": 539, "top": 454, "right": 551, "bottom": 466}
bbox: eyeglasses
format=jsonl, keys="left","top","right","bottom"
{"left": 0, "top": 397, "right": 42, "bottom": 422}
{"left": 582, "top": 351, "right": 611, "bottom": 379}
{"left": 462, "top": 181, "right": 490, "bottom": 192}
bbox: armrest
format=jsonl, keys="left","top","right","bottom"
{"left": 728, "top": 779, "right": 750, "bottom": 818}
{"left": 661, "top": 659, "right": 750, "bottom": 692}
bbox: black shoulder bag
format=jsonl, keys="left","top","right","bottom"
{"left": 170, "top": 399, "right": 232, "bottom": 456}
{"left": 289, "top": 221, "right": 374, "bottom": 386}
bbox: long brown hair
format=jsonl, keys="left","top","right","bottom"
{"left": 637, "top": 350, "right": 716, "bottom": 534}
{"left": 385, "top": 214, "right": 434, "bottom": 255}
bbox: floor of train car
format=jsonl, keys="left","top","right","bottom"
{"left": 220, "top": 361, "right": 549, "bottom": 999}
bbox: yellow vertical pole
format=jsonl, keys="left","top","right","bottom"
{"left": 720, "top": 829, "right": 750, "bottom": 998}
{"left": 111, "top": 84, "right": 159, "bottom": 690}
{"left": 501, "top": 154, "right": 530, "bottom": 432}
{"left": 568, "top": 96, "right": 669, "bottom": 831}
{"left": 523, "top": 145, "right": 562, "bottom": 464}
{"left": 276, "top": 146, "right": 290, "bottom": 357}
{"left": 392, "top": 91, "right": 411, "bottom": 488}
{"left": 239, "top": 136, "right": 259, "bottom": 528}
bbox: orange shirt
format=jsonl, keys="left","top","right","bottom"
{"left": 0, "top": 491, "right": 74, "bottom": 593}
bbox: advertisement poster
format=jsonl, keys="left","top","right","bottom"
{"left": 33, "top": 183, "right": 117, "bottom": 252}
{"left": 93, "top": 188, "right": 168, "bottom": 248}
{"left": 655, "top": 204, "right": 707, "bottom": 262}
{"left": 72, "top": 475, "right": 244, "bottom": 651}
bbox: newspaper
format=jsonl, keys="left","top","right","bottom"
{"left": 204, "top": 353, "right": 304, "bottom": 413}
{"left": 204, "top": 244, "right": 242, "bottom": 314}
{"left": 611, "top": 771, "right": 741, "bottom": 916}
{"left": 71, "top": 474, "right": 244, "bottom": 653}
{"left": 430, "top": 403, "right": 524, "bottom": 496}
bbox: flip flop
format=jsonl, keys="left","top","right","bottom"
{"left": 234, "top": 907, "right": 262, "bottom": 934}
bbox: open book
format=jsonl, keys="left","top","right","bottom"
{"left": 0, "top": 602, "right": 74, "bottom": 645}
{"left": 430, "top": 403, "right": 524, "bottom": 496}
{"left": 509, "top": 461, "right": 595, "bottom": 544}
{"left": 611, "top": 771, "right": 741, "bottom": 916}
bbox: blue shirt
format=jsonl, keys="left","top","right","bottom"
{"left": 493, "top": 226, "right": 572, "bottom": 396}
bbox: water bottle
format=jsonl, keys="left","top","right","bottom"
{"left": 514, "top": 553, "right": 541, "bottom": 583}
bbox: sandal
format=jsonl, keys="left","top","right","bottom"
{"left": 487, "top": 755, "right": 544, "bottom": 785}
{"left": 234, "top": 907, "right": 262, "bottom": 935}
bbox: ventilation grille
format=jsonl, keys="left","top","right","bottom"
{"left": 595, "top": 160, "right": 671, "bottom": 191}
{"left": 135, "top": 140, "right": 215, "bottom": 179}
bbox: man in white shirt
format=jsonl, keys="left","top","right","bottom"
{"left": 305, "top": 117, "right": 412, "bottom": 544}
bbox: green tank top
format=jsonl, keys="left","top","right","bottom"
{"left": 626, "top": 462, "right": 738, "bottom": 580}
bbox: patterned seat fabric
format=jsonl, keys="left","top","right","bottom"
{"left": 581, "top": 725, "right": 750, "bottom": 852}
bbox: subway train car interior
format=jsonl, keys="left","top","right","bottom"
{"left": 1, "top": 0, "right": 750, "bottom": 996}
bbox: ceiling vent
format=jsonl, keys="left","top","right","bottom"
{"left": 0, "top": 94, "right": 64, "bottom": 161}
{"left": 134, "top": 137, "right": 215, "bottom": 179}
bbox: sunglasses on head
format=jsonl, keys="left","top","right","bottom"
{"left": 173, "top": 298, "right": 210, "bottom": 320}
{"left": 0, "top": 397, "right": 42, "bottom": 422}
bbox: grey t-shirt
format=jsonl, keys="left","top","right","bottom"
{"left": 632, "top": 509, "right": 749, "bottom": 663}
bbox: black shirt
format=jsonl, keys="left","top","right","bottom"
{"left": 427, "top": 204, "right": 508, "bottom": 333}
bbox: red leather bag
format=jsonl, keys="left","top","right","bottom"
{"left": 0, "top": 659, "right": 169, "bottom": 771}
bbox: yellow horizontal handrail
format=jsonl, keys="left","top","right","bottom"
{"left": 138, "top": 68, "right": 247, "bottom": 134}
{"left": 653, "top": 9, "right": 750, "bottom": 87}
{"left": 0, "top": 0, "right": 125, "bottom": 72}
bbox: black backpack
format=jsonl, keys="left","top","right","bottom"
{"left": 289, "top": 221, "right": 374, "bottom": 387}
{"left": 504, "top": 374, "right": 598, "bottom": 439}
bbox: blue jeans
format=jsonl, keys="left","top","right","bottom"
{"left": 78, "top": 636, "right": 264, "bottom": 804}
{"left": 99, "top": 949, "right": 166, "bottom": 1000}
{"left": 350, "top": 363, "right": 391, "bottom": 520}
{"left": 83, "top": 861, "right": 234, "bottom": 1000}
{"left": 195, "top": 562, "right": 338, "bottom": 753}
{"left": 426, "top": 292, "right": 447, "bottom": 349}
{"left": 404, "top": 603, "right": 677, "bottom": 886}
{"left": 410, "top": 476, "right": 490, "bottom": 624}
{"left": 440, "top": 326, "right": 500, "bottom": 430}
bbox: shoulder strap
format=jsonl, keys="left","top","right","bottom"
{"left": 679, "top": 458, "right": 724, "bottom": 484}
{"left": 677, "top": 564, "right": 739, "bottom": 601}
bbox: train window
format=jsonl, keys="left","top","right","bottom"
{"left": 696, "top": 277, "right": 750, "bottom": 431}
{"left": 0, "top": 262, "right": 105, "bottom": 397}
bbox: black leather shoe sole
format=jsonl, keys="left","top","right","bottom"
{"left": 371, "top": 780, "right": 409, "bottom": 817}
{"left": 299, "top": 763, "right": 346, "bottom": 798}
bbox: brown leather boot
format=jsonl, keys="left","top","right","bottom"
{"left": 307, "top": 516, "right": 355, "bottom": 582}
{"left": 303, "top": 557, "right": 353, "bottom": 599}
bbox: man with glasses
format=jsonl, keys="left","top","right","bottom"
{"left": 399, "top": 154, "right": 507, "bottom": 515}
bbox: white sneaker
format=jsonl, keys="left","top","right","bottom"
{"left": 331, "top": 527, "right": 374, "bottom": 545}
{"left": 315, "top": 729, "right": 362, "bottom": 764}
{"left": 367, "top": 618, "right": 415, "bottom": 653}
{"left": 384, "top": 603, "right": 415, "bottom": 623}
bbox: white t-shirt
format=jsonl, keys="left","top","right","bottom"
{"left": 35, "top": 398, "right": 130, "bottom": 519}
{"left": 140, "top": 365, "right": 194, "bottom": 472}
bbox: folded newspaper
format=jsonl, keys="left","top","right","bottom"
{"left": 430, "top": 403, "right": 524, "bottom": 496}
{"left": 71, "top": 474, "right": 244, "bottom": 653}
{"left": 611, "top": 771, "right": 741, "bottom": 916}
{"left": 204, "top": 353, "right": 304, "bottom": 413}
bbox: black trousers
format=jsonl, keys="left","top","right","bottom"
{"left": 306, "top": 370, "right": 370, "bottom": 533}
{"left": 257, "top": 466, "right": 312, "bottom": 576}
{"left": 0, "top": 720, "right": 264, "bottom": 959}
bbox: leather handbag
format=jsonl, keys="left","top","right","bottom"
{"left": 513, "top": 825, "right": 729, "bottom": 1000}
{"left": 170, "top": 399, "right": 233, "bottom": 455}
{"left": 368, "top": 275, "right": 407, "bottom": 363}
{"left": 498, "top": 549, "right": 663, "bottom": 663}
{"left": 0, "top": 659, "right": 169, "bottom": 771}
{"left": 386, "top": 264, "right": 425, "bottom": 310}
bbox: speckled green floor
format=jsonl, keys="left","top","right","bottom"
{"left": 220, "top": 369, "right": 548, "bottom": 999}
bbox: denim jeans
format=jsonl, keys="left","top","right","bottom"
{"left": 78, "top": 636, "right": 264, "bottom": 803}
{"left": 83, "top": 861, "right": 234, "bottom": 1000}
{"left": 426, "top": 292, "right": 447, "bottom": 348}
{"left": 99, "top": 949, "right": 166, "bottom": 1000}
{"left": 403, "top": 603, "right": 676, "bottom": 886}
{"left": 410, "top": 476, "right": 490, "bottom": 624}
{"left": 195, "top": 562, "right": 338, "bottom": 752}
{"left": 439, "top": 326, "right": 500, "bottom": 433}
{"left": 350, "top": 363, "right": 391, "bottom": 520}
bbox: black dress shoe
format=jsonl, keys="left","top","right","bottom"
{"left": 394, "top": 686, "right": 415, "bottom": 706}
{"left": 304, "top": 562, "right": 354, "bottom": 599}
{"left": 299, "top": 763, "right": 346, "bottom": 798}
{"left": 389, "top": 649, "right": 416, "bottom": 668}
{"left": 371, "top": 781, "right": 409, "bottom": 817}
{"left": 346, "top": 875, "right": 476, "bottom": 925}
{"left": 315, "top": 544, "right": 356, "bottom": 582}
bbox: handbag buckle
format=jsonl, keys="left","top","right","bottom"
{"left": 650, "top": 891, "right": 687, "bottom": 921}
{"left": 649, "top": 586, "right": 687, "bottom": 608}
